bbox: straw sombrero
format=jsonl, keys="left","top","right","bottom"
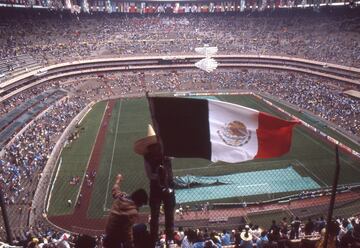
{"left": 134, "top": 124, "right": 158, "bottom": 155}
{"left": 240, "top": 230, "right": 253, "bottom": 242}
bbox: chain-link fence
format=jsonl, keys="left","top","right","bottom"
{"left": 1, "top": 144, "right": 359, "bottom": 246}
{"left": 0, "top": 93, "right": 359, "bottom": 247}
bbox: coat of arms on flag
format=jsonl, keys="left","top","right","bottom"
{"left": 217, "top": 121, "right": 252, "bottom": 147}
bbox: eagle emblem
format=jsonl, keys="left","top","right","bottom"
{"left": 217, "top": 121, "right": 251, "bottom": 147}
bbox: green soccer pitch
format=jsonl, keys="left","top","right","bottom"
{"left": 47, "top": 94, "right": 360, "bottom": 219}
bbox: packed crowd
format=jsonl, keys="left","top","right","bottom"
{"left": 1, "top": 214, "right": 359, "bottom": 247}
{"left": 172, "top": 215, "right": 360, "bottom": 248}
{"left": 0, "top": 8, "right": 359, "bottom": 67}
{"left": 0, "top": 95, "right": 88, "bottom": 238}
{"left": 0, "top": 84, "right": 56, "bottom": 116}
{"left": 0, "top": 75, "right": 103, "bottom": 116}
{"left": 8, "top": 224, "right": 101, "bottom": 248}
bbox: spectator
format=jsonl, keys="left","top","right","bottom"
{"left": 280, "top": 217, "right": 289, "bottom": 237}
{"left": 240, "top": 226, "right": 253, "bottom": 248}
{"left": 181, "top": 228, "right": 197, "bottom": 248}
{"left": 209, "top": 231, "right": 221, "bottom": 247}
{"left": 74, "top": 235, "right": 96, "bottom": 248}
{"left": 290, "top": 216, "right": 301, "bottom": 239}
{"left": 268, "top": 220, "right": 281, "bottom": 242}
{"left": 256, "top": 231, "right": 269, "bottom": 248}
{"left": 315, "top": 220, "right": 340, "bottom": 248}
{"left": 304, "top": 217, "right": 315, "bottom": 235}
{"left": 103, "top": 174, "right": 148, "bottom": 248}
{"left": 316, "top": 216, "right": 326, "bottom": 232}
{"left": 132, "top": 223, "right": 151, "bottom": 248}
{"left": 221, "top": 229, "right": 231, "bottom": 245}
{"left": 193, "top": 231, "right": 205, "bottom": 248}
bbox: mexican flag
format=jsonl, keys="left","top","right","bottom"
{"left": 149, "top": 97, "right": 300, "bottom": 163}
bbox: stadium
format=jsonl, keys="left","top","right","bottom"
{"left": 0, "top": 1, "right": 359, "bottom": 247}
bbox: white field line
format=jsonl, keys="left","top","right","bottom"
{"left": 75, "top": 102, "right": 109, "bottom": 205}
{"left": 295, "top": 159, "right": 329, "bottom": 187}
{"left": 236, "top": 183, "right": 268, "bottom": 188}
{"left": 78, "top": 106, "right": 92, "bottom": 125}
{"left": 103, "top": 100, "right": 122, "bottom": 211}
{"left": 46, "top": 157, "right": 62, "bottom": 212}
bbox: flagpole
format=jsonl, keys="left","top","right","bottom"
{"left": 145, "top": 91, "right": 162, "bottom": 148}
{"left": 323, "top": 144, "right": 341, "bottom": 248}
{"left": 145, "top": 91, "right": 168, "bottom": 174}
{"left": 0, "top": 186, "right": 13, "bottom": 245}
{"left": 145, "top": 93, "right": 176, "bottom": 248}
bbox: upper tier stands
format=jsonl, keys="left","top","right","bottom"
{"left": 0, "top": 54, "right": 42, "bottom": 81}
{"left": 0, "top": 7, "right": 359, "bottom": 67}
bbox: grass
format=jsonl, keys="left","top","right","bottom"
{"left": 47, "top": 94, "right": 360, "bottom": 220}
{"left": 47, "top": 101, "right": 107, "bottom": 216}
{"left": 88, "top": 98, "right": 152, "bottom": 218}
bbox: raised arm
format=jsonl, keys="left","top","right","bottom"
{"left": 111, "top": 174, "right": 124, "bottom": 199}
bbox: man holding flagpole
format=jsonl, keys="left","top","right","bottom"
{"left": 134, "top": 125, "right": 176, "bottom": 247}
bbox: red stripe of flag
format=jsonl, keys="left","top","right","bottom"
{"left": 255, "top": 112, "right": 300, "bottom": 159}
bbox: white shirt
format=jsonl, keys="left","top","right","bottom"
{"left": 181, "top": 236, "right": 193, "bottom": 248}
